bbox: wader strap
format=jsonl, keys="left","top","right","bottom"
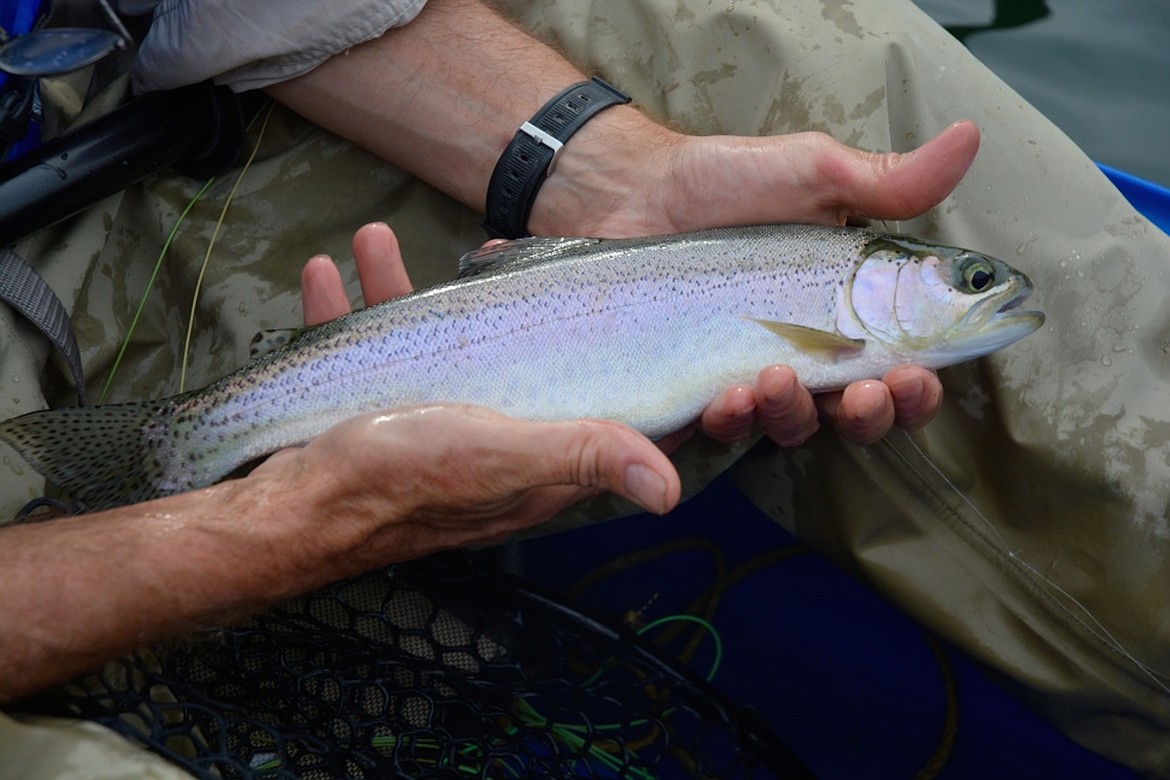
{"left": 0, "top": 246, "right": 87, "bottom": 405}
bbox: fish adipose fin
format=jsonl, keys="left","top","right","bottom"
{"left": 751, "top": 319, "right": 865, "bottom": 360}
{"left": 0, "top": 402, "right": 173, "bottom": 512}
{"left": 458, "top": 237, "right": 601, "bottom": 278}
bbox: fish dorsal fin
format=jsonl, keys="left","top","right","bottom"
{"left": 458, "top": 237, "right": 601, "bottom": 278}
{"left": 751, "top": 319, "right": 865, "bottom": 360}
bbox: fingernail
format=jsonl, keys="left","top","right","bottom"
{"left": 851, "top": 381, "right": 882, "bottom": 423}
{"left": 624, "top": 463, "right": 669, "bottom": 515}
{"left": 727, "top": 401, "right": 754, "bottom": 424}
{"left": 762, "top": 383, "right": 791, "bottom": 407}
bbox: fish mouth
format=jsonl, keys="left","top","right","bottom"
{"left": 962, "top": 278, "right": 1044, "bottom": 331}
{"left": 936, "top": 278, "right": 1044, "bottom": 364}
{"left": 996, "top": 283, "right": 1034, "bottom": 313}
{"left": 993, "top": 285, "right": 1046, "bottom": 329}
{"left": 997, "top": 291, "right": 1027, "bottom": 313}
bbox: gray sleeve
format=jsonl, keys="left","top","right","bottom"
{"left": 129, "top": 0, "right": 428, "bottom": 93}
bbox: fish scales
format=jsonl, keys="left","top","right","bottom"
{"left": 0, "top": 224, "right": 1044, "bottom": 509}
{"left": 173, "top": 228, "right": 859, "bottom": 465}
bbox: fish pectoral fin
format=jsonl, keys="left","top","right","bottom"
{"left": 750, "top": 319, "right": 865, "bottom": 360}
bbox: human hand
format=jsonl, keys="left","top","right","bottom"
{"left": 693, "top": 363, "right": 942, "bottom": 448}
{"left": 532, "top": 120, "right": 976, "bottom": 445}
{"left": 255, "top": 404, "right": 679, "bottom": 570}
{"left": 533, "top": 119, "right": 981, "bottom": 239}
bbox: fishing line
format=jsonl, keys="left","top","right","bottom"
{"left": 568, "top": 536, "right": 729, "bottom": 663}
{"left": 100, "top": 100, "right": 276, "bottom": 402}
{"left": 97, "top": 176, "right": 217, "bottom": 404}
{"left": 638, "top": 614, "right": 723, "bottom": 682}
{"left": 912, "top": 635, "right": 958, "bottom": 780}
{"left": 179, "top": 100, "right": 275, "bottom": 393}
{"left": 510, "top": 615, "right": 725, "bottom": 778}
{"left": 896, "top": 430, "right": 1170, "bottom": 695}
{"left": 566, "top": 498, "right": 962, "bottom": 776}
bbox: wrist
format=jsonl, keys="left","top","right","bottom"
{"left": 523, "top": 105, "right": 686, "bottom": 238}
{"left": 238, "top": 450, "right": 392, "bottom": 587}
{"left": 482, "top": 78, "right": 633, "bottom": 239}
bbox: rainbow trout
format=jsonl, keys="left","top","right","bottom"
{"left": 0, "top": 224, "right": 1043, "bottom": 510}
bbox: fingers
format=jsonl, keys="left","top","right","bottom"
{"left": 699, "top": 385, "right": 756, "bottom": 442}
{"left": 699, "top": 366, "right": 820, "bottom": 447}
{"left": 825, "top": 120, "right": 981, "bottom": 223}
{"left": 301, "top": 223, "right": 415, "bottom": 328}
{"left": 514, "top": 416, "right": 683, "bottom": 516}
{"left": 352, "top": 222, "right": 414, "bottom": 304}
{"left": 330, "top": 405, "right": 683, "bottom": 518}
{"left": 701, "top": 366, "right": 942, "bottom": 449}
{"left": 753, "top": 366, "right": 820, "bottom": 446}
{"left": 301, "top": 255, "right": 352, "bottom": 326}
{"left": 816, "top": 381, "right": 895, "bottom": 446}
{"left": 883, "top": 365, "right": 943, "bottom": 431}
{"left": 814, "top": 368, "right": 941, "bottom": 445}
{"left": 653, "top": 426, "right": 697, "bottom": 456}
{"left": 665, "top": 121, "right": 980, "bottom": 234}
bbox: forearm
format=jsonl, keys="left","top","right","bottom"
{"left": 0, "top": 473, "right": 346, "bottom": 704}
{"left": 266, "top": 0, "right": 680, "bottom": 235}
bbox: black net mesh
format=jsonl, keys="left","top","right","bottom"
{"left": 30, "top": 553, "right": 810, "bottom": 779}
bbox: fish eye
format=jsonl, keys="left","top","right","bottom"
{"left": 960, "top": 257, "right": 996, "bottom": 293}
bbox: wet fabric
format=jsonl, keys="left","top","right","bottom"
{"left": 0, "top": 712, "right": 190, "bottom": 779}
{"left": 2, "top": 0, "right": 1170, "bottom": 776}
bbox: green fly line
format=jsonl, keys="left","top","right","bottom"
{"left": 637, "top": 614, "right": 723, "bottom": 682}
{"left": 97, "top": 176, "right": 216, "bottom": 404}
{"left": 179, "top": 100, "right": 275, "bottom": 392}
{"left": 99, "top": 99, "right": 275, "bottom": 402}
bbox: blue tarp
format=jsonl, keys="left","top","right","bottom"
{"left": 516, "top": 474, "right": 1137, "bottom": 779}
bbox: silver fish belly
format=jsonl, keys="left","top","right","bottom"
{"left": 0, "top": 224, "right": 1043, "bottom": 509}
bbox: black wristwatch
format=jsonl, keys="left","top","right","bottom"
{"left": 482, "top": 77, "right": 632, "bottom": 239}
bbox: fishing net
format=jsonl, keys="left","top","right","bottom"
{"left": 29, "top": 553, "right": 811, "bottom": 779}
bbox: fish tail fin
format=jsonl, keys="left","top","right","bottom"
{"left": 0, "top": 401, "right": 183, "bottom": 511}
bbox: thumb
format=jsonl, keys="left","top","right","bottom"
{"left": 534, "top": 419, "right": 682, "bottom": 515}
{"left": 843, "top": 119, "right": 981, "bottom": 221}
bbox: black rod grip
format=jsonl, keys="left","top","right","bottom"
{"left": 0, "top": 83, "right": 242, "bottom": 247}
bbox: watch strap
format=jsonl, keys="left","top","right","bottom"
{"left": 482, "top": 77, "right": 631, "bottom": 239}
